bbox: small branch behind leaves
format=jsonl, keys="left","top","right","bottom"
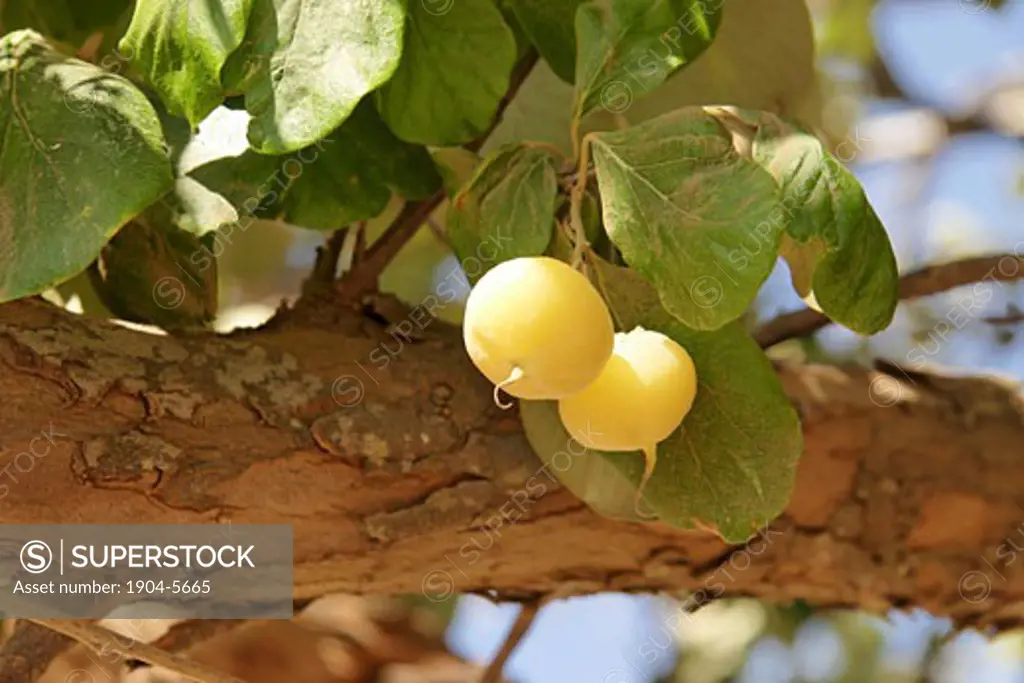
{"left": 756, "top": 254, "right": 1024, "bottom": 347}
{"left": 309, "top": 228, "right": 350, "bottom": 283}
{"left": 478, "top": 601, "right": 542, "bottom": 683}
{"left": 338, "top": 49, "right": 540, "bottom": 302}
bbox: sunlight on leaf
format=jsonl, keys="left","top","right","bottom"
{"left": 235, "top": 0, "right": 405, "bottom": 154}
{"left": 0, "top": 30, "right": 174, "bottom": 302}
{"left": 447, "top": 144, "right": 561, "bottom": 280}
{"left": 589, "top": 107, "right": 781, "bottom": 330}
{"left": 120, "top": 0, "right": 254, "bottom": 126}
{"left": 376, "top": 0, "right": 517, "bottom": 145}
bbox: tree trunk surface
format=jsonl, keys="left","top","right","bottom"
{"left": 2, "top": 299, "right": 1023, "bottom": 628}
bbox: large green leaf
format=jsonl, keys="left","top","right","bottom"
{"left": 281, "top": 101, "right": 442, "bottom": 230}
{"left": 231, "top": 0, "right": 405, "bottom": 154}
{"left": 581, "top": 257, "right": 801, "bottom": 541}
{"left": 90, "top": 178, "right": 225, "bottom": 328}
{"left": 506, "top": 0, "right": 583, "bottom": 83}
{"left": 520, "top": 399, "right": 647, "bottom": 522}
{"left": 572, "top": 0, "right": 722, "bottom": 123}
{"left": 585, "top": 0, "right": 820, "bottom": 130}
{"left": 376, "top": 0, "right": 517, "bottom": 145}
{"left": 447, "top": 144, "right": 560, "bottom": 280}
{"left": 0, "top": 30, "right": 174, "bottom": 303}
{"left": 189, "top": 101, "right": 441, "bottom": 230}
{"left": 119, "top": 0, "right": 254, "bottom": 127}
{"left": 588, "top": 107, "right": 781, "bottom": 331}
{"left": 752, "top": 113, "right": 898, "bottom": 335}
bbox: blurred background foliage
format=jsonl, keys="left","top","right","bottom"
{"left": 8, "top": 0, "right": 1024, "bottom": 679}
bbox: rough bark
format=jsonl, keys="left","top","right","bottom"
{"left": 2, "top": 298, "right": 1024, "bottom": 629}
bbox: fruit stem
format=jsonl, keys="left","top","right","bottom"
{"left": 634, "top": 444, "right": 659, "bottom": 520}
{"left": 493, "top": 366, "right": 526, "bottom": 410}
{"left": 569, "top": 138, "right": 592, "bottom": 269}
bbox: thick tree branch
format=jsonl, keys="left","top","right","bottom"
{"left": 2, "top": 299, "right": 1024, "bottom": 631}
{"left": 756, "top": 254, "right": 1024, "bottom": 347}
{"left": 25, "top": 619, "right": 244, "bottom": 683}
{"left": 0, "top": 621, "right": 75, "bottom": 683}
{"left": 122, "top": 620, "right": 251, "bottom": 672}
{"left": 147, "top": 620, "right": 249, "bottom": 655}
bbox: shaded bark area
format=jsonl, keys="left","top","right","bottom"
{"left": 2, "top": 299, "right": 1024, "bottom": 627}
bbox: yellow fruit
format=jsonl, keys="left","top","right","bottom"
{"left": 462, "top": 256, "right": 615, "bottom": 402}
{"left": 558, "top": 327, "right": 698, "bottom": 517}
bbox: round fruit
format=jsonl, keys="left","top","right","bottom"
{"left": 557, "top": 326, "right": 698, "bottom": 516}
{"left": 462, "top": 256, "right": 615, "bottom": 403}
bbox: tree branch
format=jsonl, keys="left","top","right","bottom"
{"left": 125, "top": 620, "right": 252, "bottom": 672}
{"left": 479, "top": 602, "right": 541, "bottom": 683}
{"left": 309, "top": 229, "right": 350, "bottom": 285}
{"left": 339, "top": 50, "right": 540, "bottom": 300}
{"left": 3, "top": 299, "right": 1024, "bottom": 630}
{"left": 25, "top": 620, "right": 245, "bottom": 683}
{"left": 0, "top": 621, "right": 76, "bottom": 683}
{"left": 756, "top": 254, "right": 1024, "bottom": 347}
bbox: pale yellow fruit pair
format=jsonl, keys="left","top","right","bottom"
{"left": 462, "top": 256, "right": 698, "bottom": 517}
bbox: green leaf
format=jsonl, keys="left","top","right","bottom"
{"left": 1, "top": 0, "right": 133, "bottom": 53}
{"left": 588, "top": 107, "right": 781, "bottom": 331}
{"left": 494, "top": 0, "right": 533, "bottom": 63}
{"left": 189, "top": 101, "right": 441, "bottom": 230}
{"left": 167, "top": 176, "right": 239, "bottom": 236}
{"left": 0, "top": 30, "right": 174, "bottom": 303}
{"left": 572, "top": 0, "right": 722, "bottom": 122}
{"left": 520, "top": 399, "right": 647, "bottom": 522}
{"left": 447, "top": 144, "right": 560, "bottom": 278}
{"left": 506, "top": 0, "right": 583, "bottom": 82}
{"left": 752, "top": 113, "right": 898, "bottom": 335}
{"left": 234, "top": 0, "right": 406, "bottom": 154}
{"left": 119, "top": 0, "right": 254, "bottom": 127}
{"left": 54, "top": 269, "right": 115, "bottom": 319}
{"left": 148, "top": 89, "right": 194, "bottom": 171}
{"left": 376, "top": 0, "right": 517, "bottom": 145}
{"left": 482, "top": 61, "right": 576, "bottom": 157}
{"left": 89, "top": 178, "right": 223, "bottom": 328}
{"left": 588, "top": 257, "right": 802, "bottom": 541}
{"left": 281, "top": 101, "right": 442, "bottom": 230}
{"left": 432, "top": 147, "right": 482, "bottom": 196}
{"left": 187, "top": 149, "right": 285, "bottom": 216}
{"left": 585, "top": 0, "right": 819, "bottom": 128}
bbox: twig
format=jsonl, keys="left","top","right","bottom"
{"left": 478, "top": 601, "right": 542, "bottom": 683}
{"left": 426, "top": 216, "right": 451, "bottom": 247}
{"left": 26, "top": 619, "right": 246, "bottom": 683}
{"left": 340, "top": 49, "right": 540, "bottom": 301}
{"left": 311, "top": 229, "right": 350, "bottom": 282}
{"left": 0, "top": 620, "right": 77, "bottom": 683}
{"left": 983, "top": 304, "right": 1024, "bottom": 325}
{"left": 344, "top": 196, "right": 447, "bottom": 296}
{"left": 755, "top": 254, "right": 1024, "bottom": 347}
